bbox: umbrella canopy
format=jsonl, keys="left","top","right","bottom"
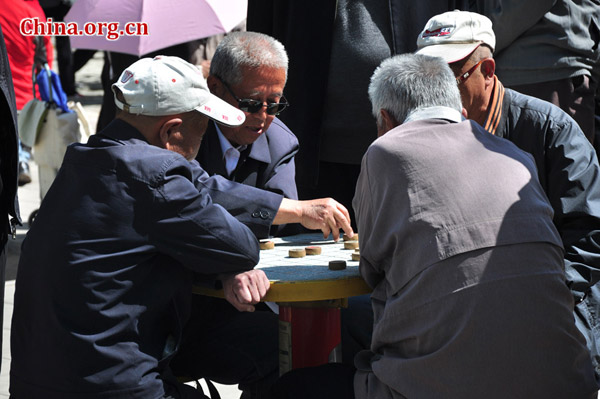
{"left": 64, "top": 0, "right": 247, "bottom": 56}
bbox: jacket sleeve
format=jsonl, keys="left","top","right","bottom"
{"left": 471, "top": 0, "right": 556, "bottom": 53}
{"left": 352, "top": 148, "right": 386, "bottom": 293}
{"left": 194, "top": 165, "right": 283, "bottom": 239}
{"left": 150, "top": 159, "right": 260, "bottom": 276}
{"left": 545, "top": 116, "right": 600, "bottom": 300}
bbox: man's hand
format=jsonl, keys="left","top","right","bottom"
{"left": 222, "top": 269, "right": 270, "bottom": 312}
{"left": 276, "top": 198, "right": 354, "bottom": 241}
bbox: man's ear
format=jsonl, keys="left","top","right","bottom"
{"left": 480, "top": 58, "right": 496, "bottom": 80}
{"left": 158, "top": 117, "right": 183, "bottom": 149}
{"left": 206, "top": 75, "right": 220, "bottom": 94}
{"left": 461, "top": 107, "right": 468, "bottom": 119}
{"left": 380, "top": 109, "right": 399, "bottom": 133}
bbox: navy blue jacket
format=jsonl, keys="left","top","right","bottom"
{"left": 197, "top": 118, "right": 299, "bottom": 236}
{"left": 9, "top": 119, "right": 280, "bottom": 398}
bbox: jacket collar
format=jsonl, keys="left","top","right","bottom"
{"left": 212, "top": 121, "right": 272, "bottom": 166}
{"left": 481, "top": 75, "right": 506, "bottom": 136}
{"left": 96, "top": 118, "right": 149, "bottom": 145}
{"left": 245, "top": 126, "right": 272, "bottom": 165}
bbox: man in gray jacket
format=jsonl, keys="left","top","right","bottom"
{"left": 272, "top": 53, "right": 597, "bottom": 399}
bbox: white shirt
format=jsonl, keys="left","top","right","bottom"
{"left": 404, "top": 106, "right": 463, "bottom": 124}
{"left": 215, "top": 123, "right": 247, "bottom": 177}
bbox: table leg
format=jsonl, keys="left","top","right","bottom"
{"left": 278, "top": 299, "right": 345, "bottom": 375}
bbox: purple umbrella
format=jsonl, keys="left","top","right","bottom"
{"left": 64, "top": 0, "right": 247, "bottom": 56}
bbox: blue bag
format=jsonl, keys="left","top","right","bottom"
{"left": 35, "top": 65, "right": 72, "bottom": 113}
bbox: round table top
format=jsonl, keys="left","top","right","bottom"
{"left": 194, "top": 232, "right": 371, "bottom": 302}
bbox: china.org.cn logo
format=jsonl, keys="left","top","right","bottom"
{"left": 20, "top": 18, "right": 149, "bottom": 41}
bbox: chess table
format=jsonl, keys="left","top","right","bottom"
{"left": 193, "top": 232, "right": 371, "bottom": 374}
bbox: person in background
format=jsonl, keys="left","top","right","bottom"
{"left": 0, "top": 0, "right": 54, "bottom": 186}
{"left": 39, "top": 0, "right": 96, "bottom": 96}
{"left": 472, "top": 1, "right": 600, "bottom": 148}
{"left": 416, "top": 10, "right": 600, "bottom": 380}
{"left": 272, "top": 53, "right": 598, "bottom": 399}
{"left": 0, "top": 23, "right": 21, "bottom": 374}
{"left": 188, "top": 20, "right": 246, "bottom": 78}
{"left": 247, "top": 0, "right": 474, "bottom": 231}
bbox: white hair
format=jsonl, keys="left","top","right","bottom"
{"left": 368, "top": 54, "right": 462, "bottom": 126}
{"left": 210, "top": 31, "right": 288, "bottom": 85}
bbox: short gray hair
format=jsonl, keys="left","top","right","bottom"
{"left": 368, "top": 54, "right": 462, "bottom": 126}
{"left": 210, "top": 31, "right": 288, "bottom": 85}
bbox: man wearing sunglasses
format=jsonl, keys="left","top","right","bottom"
{"left": 416, "top": 10, "right": 600, "bottom": 381}
{"left": 174, "top": 31, "right": 355, "bottom": 398}
{"left": 196, "top": 31, "right": 301, "bottom": 237}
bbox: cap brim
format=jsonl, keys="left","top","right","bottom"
{"left": 415, "top": 42, "right": 481, "bottom": 63}
{"left": 195, "top": 94, "right": 246, "bottom": 127}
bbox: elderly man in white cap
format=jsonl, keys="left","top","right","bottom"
{"left": 8, "top": 56, "right": 349, "bottom": 399}
{"left": 416, "top": 10, "right": 600, "bottom": 381}
{"left": 8, "top": 56, "right": 264, "bottom": 399}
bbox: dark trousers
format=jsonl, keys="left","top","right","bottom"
{"left": 162, "top": 367, "right": 210, "bottom": 399}
{"left": 0, "top": 242, "right": 5, "bottom": 372}
{"left": 170, "top": 296, "right": 279, "bottom": 399}
{"left": 271, "top": 363, "right": 355, "bottom": 399}
{"left": 340, "top": 294, "right": 373, "bottom": 367}
{"left": 510, "top": 75, "right": 597, "bottom": 145}
{"left": 42, "top": 4, "right": 75, "bottom": 94}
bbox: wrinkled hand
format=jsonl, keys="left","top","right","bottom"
{"left": 222, "top": 269, "right": 270, "bottom": 312}
{"left": 299, "top": 198, "right": 354, "bottom": 241}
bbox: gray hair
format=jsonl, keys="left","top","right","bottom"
{"left": 210, "top": 31, "right": 288, "bottom": 85}
{"left": 368, "top": 53, "right": 462, "bottom": 126}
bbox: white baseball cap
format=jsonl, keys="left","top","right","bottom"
{"left": 415, "top": 11, "right": 496, "bottom": 63}
{"left": 112, "top": 56, "right": 245, "bottom": 127}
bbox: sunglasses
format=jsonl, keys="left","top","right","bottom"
{"left": 219, "top": 78, "right": 289, "bottom": 116}
{"left": 455, "top": 58, "right": 486, "bottom": 85}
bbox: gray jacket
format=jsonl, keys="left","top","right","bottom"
{"left": 474, "top": 0, "right": 600, "bottom": 85}
{"left": 352, "top": 115, "right": 597, "bottom": 398}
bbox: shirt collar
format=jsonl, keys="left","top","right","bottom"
{"left": 215, "top": 123, "right": 247, "bottom": 156}
{"left": 481, "top": 75, "right": 504, "bottom": 135}
{"left": 213, "top": 121, "right": 273, "bottom": 166}
{"left": 404, "top": 106, "right": 463, "bottom": 124}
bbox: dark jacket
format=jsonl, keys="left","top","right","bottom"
{"left": 0, "top": 21, "right": 21, "bottom": 377}
{"left": 496, "top": 87, "right": 600, "bottom": 300}
{"left": 0, "top": 24, "right": 21, "bottom": 247}
{"left": 9, "top": 119, "right": 280, "bottom": 399}
{"left": 197, "top": 118, "right": 299, "bottom": 236}
{"left": 247, "top": 0, "right": 472, "bottom": 189}
{"left": 494, "top": 85, "right": 600, "bottom": 376}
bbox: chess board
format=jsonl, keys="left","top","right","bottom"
{"left": 257, "top": 233, "right": 361, "bottom": 283}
